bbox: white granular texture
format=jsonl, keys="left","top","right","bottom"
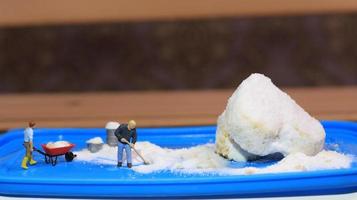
{"left": 105, "top": 121, "right": 120, "bottom": 129}
{"left": 86, "top": 137, "right": 104, "bottom": 144}
{"left": 73, "top": 73, "right": 351, "bottom": 174}
{"left": 74, "top": 142, "right": 352, "bottom": 175}
{"left": 46, "top": 141, "right": 71, "bottom": 148}
{"left": 216, "top": 73, "right": 326, "bottom": 161}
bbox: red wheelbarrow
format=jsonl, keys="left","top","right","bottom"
{"left": 33, "top": 143, "right": 77, "bottom": 166}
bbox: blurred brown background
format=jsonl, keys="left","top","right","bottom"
{"left": 0, "top": 1, "right": 356, "bottom": 93}
{"left": 0, "top": 0, "right": 356, "bottom": 128}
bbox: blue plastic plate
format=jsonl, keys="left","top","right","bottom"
{"left": 0, "top": 121, "right": 356, "bottom": 198}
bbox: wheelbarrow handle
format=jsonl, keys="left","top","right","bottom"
{"left": 33, "top": 146, "right": 47, "bottom": 156}
{"left": 22, "top": 143, "right": 47, "bottom": 155}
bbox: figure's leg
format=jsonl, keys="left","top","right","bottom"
{"left": 117, "top": 143, "right": 124, "bottom": 167}
{"left": 29, "top": 157, "right": 37, "bottom": 165}
{"left": 29, "top": 142, "right": 37, "bottom": 165}
{"left": 21, "top": 156, "right": 28, "bottom": 170}
{"left": 21, "top": 142, "right": 30, "bottom": 169}
{"left": 125, "top": 144, "right": 132, "bottom": 168}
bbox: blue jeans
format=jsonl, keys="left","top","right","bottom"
{"left": 118, "top": 143, "right": 132, "bottom": 164}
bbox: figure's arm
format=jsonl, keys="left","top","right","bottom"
{"left": 114, "top": 127, "right": 123, "bottom": 141}
{"left": 132, "top": 129, "right": 137, "bottom": 144}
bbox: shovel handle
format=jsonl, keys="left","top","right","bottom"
{"left": 121, "top": 138, "right": 149, "bottom": 164}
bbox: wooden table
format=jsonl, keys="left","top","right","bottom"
{"left": 0, "top": 87, "right": 356, "bottom": 130}
{"left": 1, "top": 0, "right": 357, "bottom": 27}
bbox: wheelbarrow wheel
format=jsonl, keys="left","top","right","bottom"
{"left": 50, "top": 156, "right": 57, "bottom": 166}
{"left": 45, "top": 155, "right": 50, "bottom": 164}
{"left": 65, "top": 152, "right": 76, "bottom": 162}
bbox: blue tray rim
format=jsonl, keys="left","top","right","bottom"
{"left": 0, "top": 120, "right": 356, "bottom": 198}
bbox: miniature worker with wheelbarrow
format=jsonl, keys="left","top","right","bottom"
{"left": 115, "top": 120, "right": 137, "bottom": 168}
{"left": 21, "top": 122, "right": 37, "bottom": 169}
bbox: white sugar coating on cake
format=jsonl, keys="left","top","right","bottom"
{"left": 86, "top": 137, "right": 104, "bottom": 144}
{"left": 74, "top": 142, "right": 352, "bottom": 175}
{"left": 46, "top": 141, "right": 70, "bottom": 148}
{"left": 216, "top": 73, "right": 326, "bottom": 161}
{"left": 105, "top": 121, "right": 120, "bottom": 129}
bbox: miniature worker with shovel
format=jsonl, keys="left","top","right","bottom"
{"left": 21, "top": 122, "right": 37, "bottom": 169}
{"left": 114, "top": 120, "right": 138, "bottom": 168}
{"left": 115, "top": 120, "right": 150, "bottom": 168}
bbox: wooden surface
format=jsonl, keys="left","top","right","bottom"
{"left": 0, "top": 87, "right": 356, "bottom": 130}
{"left": 1, "top": 0, "right": 357, "bottom": 27}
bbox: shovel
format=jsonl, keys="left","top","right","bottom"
{"left": 121, "top": 138, "right": 150, "bottom": 165}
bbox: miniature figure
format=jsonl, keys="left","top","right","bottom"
{"left": 21, "top": 122, "right": 37, "bottom": 169}
{"left": 115, "top": 120, "right": 137, "bottom": 168}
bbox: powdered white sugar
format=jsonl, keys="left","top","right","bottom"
{"left": 75, "top": 142, "right": 352, "bottom": 175}
{"left": 216, "top": 73, "right": 326, "bottom": 161}
{"left": 105, "top": 121, "right": 120, "bottom": 129}
{"left": 74, "top": 73, "right": 352, "bottom": 175}
{"left": 86, "top": 137, "right": 104, "bottom": 144}
{"left": 46, "top": 141, "right": 71, "bottom": 148}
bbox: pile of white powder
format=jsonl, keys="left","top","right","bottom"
{"left": 75, "top": 142, "right": 352, "bottom": 175}
{"left": 216, "top": 73, "right": 326, "bottom": 161}
{"left": 46, "top": 141, "right": 71, "bottom": 148}
{"left": 86, "top": 137, "right": 104, "bottom": 144}
{"left": 105, "top": 121, "right": 120, "bottom": 130}
{"left": 74, "top": 73, "right": 353, "bottom": 175}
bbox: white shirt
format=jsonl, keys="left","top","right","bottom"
{"left": 24, "top": 127, "right": 33, "bottom": 142}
